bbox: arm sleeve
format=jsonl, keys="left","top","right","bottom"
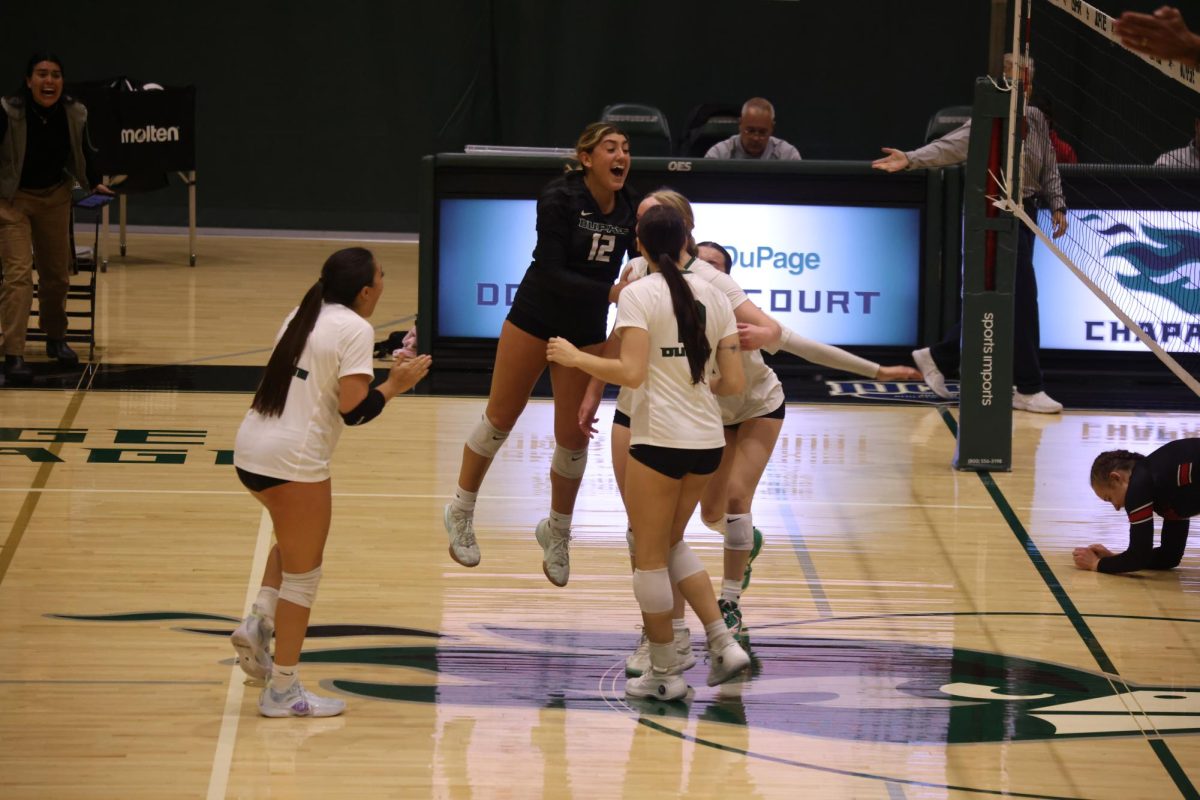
{"left": 337, "top": 319, "right": 376, "bottom": 379}
{"left": 530, "top": 184, "right": 614, "bottom": 307}
{"left": 1150, "top": 519, "right": 1189, "bottom": 569}
{"left": 764, "top": 326, "right": 880, "bottom": 377}
{"left": 703, "top": 268, "right": 750, "bottom": 310}
{"left": 340, "top": 388, "right": 386, "bottom": 425}
{"left": 1097, "top": 473, "right": 1157, "bottom": 573}
{"left": 905, "top": 122, "right": 971, "bottom": 169}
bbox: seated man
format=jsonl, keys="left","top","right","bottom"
{"left": 1155, "top": 118, "right": 1200, "bottom": 167}
{"left": 704, "top": 97, "right": 801, "bottom": 161}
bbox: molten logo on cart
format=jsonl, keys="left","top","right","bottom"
{"left": 120, "top": 124, "right": 180, "bottom": 144}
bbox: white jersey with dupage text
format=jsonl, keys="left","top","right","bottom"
{"left": 616, "top": 257, "right": 783, "bottom": 425}
{"left": 615, "top": 270, "right": 736, "bottom": 449}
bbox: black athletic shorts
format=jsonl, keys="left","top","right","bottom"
{"left": 724, "top": 401, "right": 786, "bottom": 431}
{"left": 505, "top": 306, "right": 606, "bottom": 348}
{"left": 614, "top": 408, "right": 631, "bottom": 428}
{"left": 236, "top": 467, "right": 290, "bottom": 493}
{"left": 629, "top": 444, "right": 723, "bottom": 480}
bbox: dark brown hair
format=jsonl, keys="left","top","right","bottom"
{"left": 251, "top": 247, "right": 377, "bottom": 417}
{"left": 1089, "top": 449, "right": 1145, "bottom": 485}
{"left": 637, "top": 205, "right": 710, "bottom": 384}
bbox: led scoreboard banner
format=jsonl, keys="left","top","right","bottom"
{"left": 418, "top": 155, "right": 945, "bottom": 393}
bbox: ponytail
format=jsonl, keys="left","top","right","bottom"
{"left": 637, "top": 205, "right": 710, "bottom": 384}
{"left": 250, "top": 247, "right": 377, "bottom": 417}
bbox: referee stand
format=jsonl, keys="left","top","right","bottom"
{"left": 954, "top": 77, "right": 1023, "bottom": 472}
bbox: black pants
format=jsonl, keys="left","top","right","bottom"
{"left": 930, "top": 201, "right": 1043, "bottom": 395}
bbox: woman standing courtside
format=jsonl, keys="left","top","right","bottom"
{"left": 548, "top": 205, "right": 750, "bottom": 700}
{"left": 442, "top": 123, "right": 637, "bottom": 587}
{"left": 0, "top": 52, "right": 112, "bottom": 385}
{"left": 230, "top": 247, "right": 431, "bottom": 717}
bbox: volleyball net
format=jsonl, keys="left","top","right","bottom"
{"left": 1009, "top": 0, "right": 1200, "bottom": 396}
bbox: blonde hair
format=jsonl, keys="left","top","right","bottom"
{"left": 566, "top": 122, "right": 627, "bottom": 173}
{"left": 647, "top": 187, "right": 697, "bottom": 256}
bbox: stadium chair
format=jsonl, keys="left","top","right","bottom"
{"left": 925, "top": 105, "right": 973, "bottom": 143}
{"left": 600, "top": 103, "right": 672, "bottom": 157}
{"left": 677, "top": 103, "right": 742, "bottom": 157}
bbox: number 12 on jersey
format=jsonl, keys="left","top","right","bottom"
{"left": 588, "top": 233, "right": 616, "bottom": 262}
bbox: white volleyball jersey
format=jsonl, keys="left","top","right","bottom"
{"left": 615, "top": 256, "right": 782, "bottom": 425}
{"left": 616, "top": 257, "right": 746, "bottom": 416}
{"left": 614, "top": 270, "right": 736, "bottom": 449}
{"left": 719, "top": 348, "right": 784, "bottom": 426}
{"left": 234, "top": 302, "right": 376, "bottom": 482}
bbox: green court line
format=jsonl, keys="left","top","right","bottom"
{"left": 0, "top": 388, "right": 88, "bottom": 588}
{"left": 937, "top": 407, "right": 1199, "bottom": 800}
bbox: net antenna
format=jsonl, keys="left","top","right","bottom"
{"left": 1003, "top": 0, "right": 1200, "bottom": 398}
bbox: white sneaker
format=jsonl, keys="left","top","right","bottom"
{"left": 535, "top": 518, "right": 571, "bottom": 587}
{"left": 706, "top": 639, "right": 751, "bottom": 687}
{"left": 258, "top": 680, "right": 346, "bottom": 718}
{"left": 625, "top": 668, "right": 689, "bottom": 701}
{"left": 231, "top": 612, "right": 273, "bottom": 681}
{"left": 444, "top": 504, "right": 481, "bottom": 567}
{"left": 912, "top": 347, "right": 953, "bottom": 399}
{"left": 625, "top": 628, "right": 697, "bottom": 676}
{"left": 1013, "top": 390, "right": 1063, "bottom": 414}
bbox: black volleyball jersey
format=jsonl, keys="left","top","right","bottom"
{"left": 1098, "top": 437, "right": 1200, "bottom": 574}
{"left": 507, "top": 171, "right": 638, "bottom": 341}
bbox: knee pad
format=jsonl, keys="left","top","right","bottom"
{"left": 632, "top": 567, "right": 674, "bottom": 614}
{"left": 625, "top": 526, "right": 636, "bottom": 559}
{"left": 724, "top": 513, "right": 754, "bottom": 551}
{"left": 278, "top": 566, "right": 323, "bottom": 609}
{"left": 465, "top": 414, "right": 510, "bottom": 458}
{"left": 667, "top": 541, "right": 705, "bottom": 584}
{"left": 551, "top": 445, "right": 587, "bottom": 480}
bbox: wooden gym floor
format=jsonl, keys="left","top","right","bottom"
{"left": 1, "top": 233, "right": 1198, "bottom": 799}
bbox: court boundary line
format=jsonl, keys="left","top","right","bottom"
{"left": 936, "top": 407, "right": 1199, "bottom": 800}
{"left": 0, "top": 389, "right": 89, "bottom": 588}
{"left": 205, "top": 507, "right": 274, "bottom": 800}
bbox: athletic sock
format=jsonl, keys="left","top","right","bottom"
{"left": 649, "top": 641, "right": 676, "bottom": 673}
{"left": 451, "top": 487, "right": 477, "bottom": 515}
{"left": 672, "top": 617, "right": 688, "bottom": 634}
{"left": 272, "top": 664, "right": 298, "bottom": 692}
{"left": 253, "top": 586, "right": 279, "bottom": 621}
{"left": 549, "top": 510, "right": 572, "bottom": 532}
{"left": 720, "top": 580, "right": 742, "bottom": 604}
{"left": 704, "top": 618, "right": 735, "bottom": 651}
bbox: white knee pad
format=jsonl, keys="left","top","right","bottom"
{"left": 724, "top": 513, "right": 754, "bottom": 551}
{"left": 465, "top": 414, "right": 510, "bottom": 458}
{"left": 278, "top": 566, "right": 323, "bottom": 609}
{"left": 625, "top": 526, "right": 636, "bottom": 559}
{"left": 667, "top": 541, "right": 705, "bottom": 584}
{"left": 632, "top": 567, "right": 674, "bottom": 614}
{"left": 551, "top": 445, "right": 588, "bottom": 480}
